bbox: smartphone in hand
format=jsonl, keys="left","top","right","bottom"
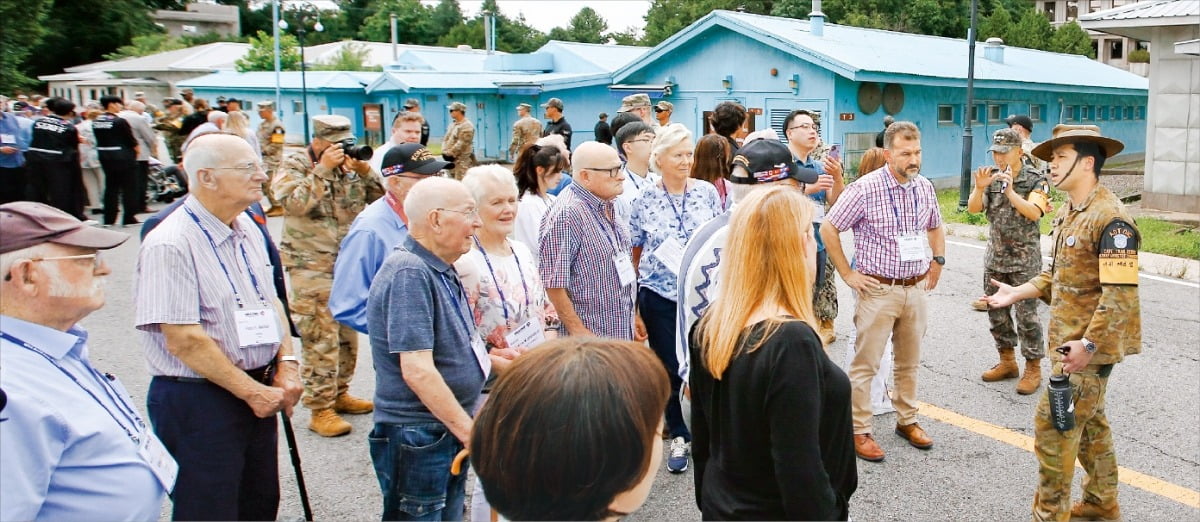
{"left": 829, "top": 144, "right": 841, "bottom": 161}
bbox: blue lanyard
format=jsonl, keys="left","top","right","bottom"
{"left": 183, "top": 207, "right": 268, "bottom": 308}
{"left": 884, "top": 167, "right": 920, "bottom": 234}
{"left": 438, "top": 272, "right": 476, "bottom": 336}
{"left": 472, "top": 236, "right": 530, "bottom": 326}
{"left": 583, "top": 196, "right": 625, "bottom": 254}
{"left": 661, "top": 181, "right": 690, "bottom": 237}
{"left": 1, "top": 332, "right": 145, "bottom": 445}
{"left": 626, "top": 166, "right": 648, "bottom": 191}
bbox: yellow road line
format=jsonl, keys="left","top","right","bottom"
{"left": 917, "top": 401, "right": 1200, "bottom": 509}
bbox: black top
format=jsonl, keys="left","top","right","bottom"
{"left": 690, "top": 319, "right": 857, "bottom": 521}
{"left": 420, "top": 120, "right": 430, "bottom": 146}
{"left": 594, "top": 120, "right": 612, "bottom": 145}
{"left": 179, "top": 110, "right": 208, "bottom": 138}
{"left": 92, "top": 113, "right": 137, "bottom": 162}
{"left": 544, "top": 118, "right": 573, "bottom": 149}
{"left": 27, "top": 115, "right": 79, "bottom": 162}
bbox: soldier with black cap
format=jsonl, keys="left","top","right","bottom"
{"left": 983, "top": 124, "right": 1140, "bottom": 522}
{"left": 403, "top": 97, "right": 431, "bottom": 146}
{"left": 442, "top": 101, "right": 475, "bottom": 180}
{"left": 274, "top": 114, "right": 384, "bottom": 437}
{"left": 1007, "top": 114, "right": 1044, "bottom": 169}
{"left": 255, "top": 100, "right": 286, "bottom": 215}
{"left": 541, "top": 97, "right": 572, "bottom": 149}
{"left": 510, "top": 102, "right": 542, "bottom": 157}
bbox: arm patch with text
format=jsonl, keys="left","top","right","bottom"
{"left": 1027, "top": 180, "right": 1052, "bottom": 216}
{"left": 1098, "top": 219, "right": 1139, "bottom": 285}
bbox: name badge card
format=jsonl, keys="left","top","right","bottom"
{"left": 614, "top": 253, "right": 636, "bottom": 287}
{"left": 472, "top": 336, "right": 492, "bottom": 378}
{"left": 0, "top": 133, "right": 15, "bottom": 144}
{"left": 139, "top": 431, "right": 179, "bottom": 492}
{"left": 654, "top": 236, "right": 686, "bottom": 277}
{"left": 505, "top": 318, "right": 546, "bottom": 350}
{"left": 235, "top": 308, "right": 281, "bottom": 348}
{"left": 897, "top": 234, "right": 929, "bottom": 262}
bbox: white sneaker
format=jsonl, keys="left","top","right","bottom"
{"left": 667, "top": 436, "right": 690, "bottom": 473}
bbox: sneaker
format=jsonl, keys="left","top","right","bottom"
{"left": 667, "top": 436, "right": 690, "bottom": 473}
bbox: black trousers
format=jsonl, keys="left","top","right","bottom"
{"left": 638, "top": 287, "right": 691, "bottom": 441}
{"left": 148, "top": 377, "right": 280, "bottom": 521}
{"left": 136, "top": 160, "right": 149, "bottom": 210}
{"left": 0, "top": 165, "right": 25, "bottom": 204}
{"left": 100, "top": 157, "right": 140, "bottom": 225}
{"left": 32, "top": 159, "right": 85, "bottom": 219}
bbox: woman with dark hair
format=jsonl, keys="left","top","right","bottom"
{"left": 178, "top": 98, "right": 209, "bottom": 137}
{"left": 690, "top": 186, "right": 857, "bottom": 520}
{"left": 709, "top": 101, "right": 748, "bottom": 151}
{"left": 691, "top": 134, "right": 733, "bottom": 211}
{"left": 511, "top": 142, "right": 565, "bottom": 263}
{"left": 470, "top": 337, "right": 669, "bottom": 521}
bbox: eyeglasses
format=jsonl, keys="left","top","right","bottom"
{"left": 583, "top": 166, "right": 623, "bottom": 178}
{"left": 31, "top": 253, "right": 103, "bottom": 270}
{"left": 436, "top": 207, "right": 479, "bottom": 220}
{"left": 626, "top": 138, "right": 653, "bottom": 145}
{"left": 212, "top": 162, "right": 265, "bottom": 175}
{"left": 787, "top": 123, "right": 819, "bottom": 131}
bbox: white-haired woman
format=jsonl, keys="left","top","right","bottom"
{"left": 629, "top": 123, "right": 720, "bottom": 475}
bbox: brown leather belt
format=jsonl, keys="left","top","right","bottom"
{"left": 158, "top": 364, "right": 275, "bottom": 385}
{"left": 866, "top": 272, "right": 927, "bottom": 287}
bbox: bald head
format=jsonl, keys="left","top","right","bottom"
{"left": 571, "top": 142, "right": 619, "bottom": 177}
{"left": 404, "top": 177, "right": 471, "bottom": 229}
{"left": 208, "top": 111, "right": 228, "bottom": 125}
{"left": 183, "top": 134, "right": 255, "bottom": 184}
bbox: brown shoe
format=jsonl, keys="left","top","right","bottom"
{"left": 1016, "top": 358, "right": 1043, "bottom": 395}
{"left": 853, "top": 434, "right": 885, "bottom": 462}
{"left": 895, "top": 422, "right": 934, "bottom": 449}
{"left": 971, "top": 298, "right": 989, "bottom": 311}
{"left": 265, "top": 206, "right": 284, "bottom": 217}
{"left": 334, "top": 393, "right": 374, "bottom": 415}
{"left": 1070, "top": 501, "right": 1121, "bottom": 521}
{"left": 982, "top": 347, "right": 1020, "bottom": 382}
{"left": 309, "top": 408, "right": 352, "bottom": 437}
{"left": 818, "top": 318, "right": 836, "bottom": 345}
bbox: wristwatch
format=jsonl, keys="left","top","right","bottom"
{"left": 1081, "top": 338, "right": 1097, "bottom": 355}
{"left": 932, "top": 256, "right": 946, "bottom": 266}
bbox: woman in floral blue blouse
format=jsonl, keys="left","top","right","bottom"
{"left": 629, "top": 123, "right": 721, "bottom": 475}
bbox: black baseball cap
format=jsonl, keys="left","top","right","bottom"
{"left": 730, "top": 139, "right": 820, "bottom": 185}
{"left": 381, "top": 143, "right": 452, "bottom": 177}
{"left": 1005, "top": 114, "right": 1033, "bottom": 133}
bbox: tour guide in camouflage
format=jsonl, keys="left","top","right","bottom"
{"left": 509, "top": 102, "right": 543, "bottom": 159}
{"left": 153, "top": 98, "right": 186, "bottom": 163}
{"left": 968, "top": 128, "right": 1053, "bottom": 395}
{"left": 442, "top": 101, "right": 475, "bottom": 179}
{"left": 256, "top": 100, "right": 287, "bottom": 216}
{"left": 274, "top": 114, "right": 385, "bottom": 437}
{"left": 983, "top": 125, "right": 1140, "bottom": 522}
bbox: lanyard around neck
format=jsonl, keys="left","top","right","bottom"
{"left": 472, "top": 236, "right": 530, "bottom": 325}
{"left": 183, "top": 207, "right": 268, "bottom": 308}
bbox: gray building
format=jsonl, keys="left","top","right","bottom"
{"left": 151, "top": 2, "right": 239, "bottom": 39}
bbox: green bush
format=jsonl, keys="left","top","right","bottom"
{"left": 1128, "top": 49, "right": 1150, "bottom": 63}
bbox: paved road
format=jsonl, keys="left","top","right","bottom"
{"left": 76, "top": 211, "right": 1198, "bottom": 521}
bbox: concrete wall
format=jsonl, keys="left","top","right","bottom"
{"left": 1143, "top": 24, "right": 1200, "bottom": 212}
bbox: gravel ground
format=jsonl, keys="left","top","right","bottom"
{"left": 1100, "top": 173, "right": 1143, "bottom": 199}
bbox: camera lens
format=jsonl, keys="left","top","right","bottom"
{"left": 345, "top": 144, "right": 373, "bottom": 161}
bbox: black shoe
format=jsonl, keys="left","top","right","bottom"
{"left": 89, "top": 208, "right": 103, "bottom": 215}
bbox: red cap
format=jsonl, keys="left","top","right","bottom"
{"left": 0, "top": 202, "right": 129, "bottom": 254}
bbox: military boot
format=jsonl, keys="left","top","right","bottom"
{"left": 309, "top": 408, "right": 352, "bottom": 437}
{"left": 1069, "top": 500, "right": 1121, "bottom": 521}
{"left": 334, "top": 393, "right": 374, "bottom": 414}
{"left": 819, "top": 318, "right": 837, "bottom": 345}
{"left": 1016, "top": 358, "right": 1043, "bottom": 395}
{"left": 982, "top": 347, "right": 1019, "bottom": 382}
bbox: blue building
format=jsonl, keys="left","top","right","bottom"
{"left": 612, "top": 10, "right": 1149, "bottom": 181}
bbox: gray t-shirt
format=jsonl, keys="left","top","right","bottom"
{"left": 368, "top": 235, "right": 485, "bottom": 425}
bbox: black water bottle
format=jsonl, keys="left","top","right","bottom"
{"left": 1047, "top": 374, "right": 1075, "bottom": 432}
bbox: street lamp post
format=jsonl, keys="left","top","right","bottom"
{"left": 278, "top": 5, "right": 323, "bottom": 143}
{"left": 958, "top": 0, "right": 980, "bottom": 211}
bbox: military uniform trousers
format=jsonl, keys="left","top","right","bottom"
{"left": 262, "top": 154, "right": 283, "bottom": 208}
{"left": 1032, "top": 362, "right": 1117, "bottom": 521}
{"left": 449, "top": 152, "right": 475, "bottom": 180}
{"left": 289, "top": 267, "right": 359, "bottom": 410}
{"left": 984, "top": 267, "right": 1046, "bottom": 360}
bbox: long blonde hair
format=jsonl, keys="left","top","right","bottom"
{"left": 697, "top": 185, "right": 817, "bottom": 379}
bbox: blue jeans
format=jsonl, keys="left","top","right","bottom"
{"left": 638, "top": 287, "right": 691, "bottom": 442}
{"left": 369, "top": 422, "right": 467, "bottom": 521}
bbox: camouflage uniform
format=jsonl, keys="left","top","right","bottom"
{"left": 153, "top": 114, "right": 185, "bottom": 163}
{"left": 982, "top": 163, "right": 1051, "bottom": 359}
{"left": 274, "top": 147, "right": 385, "bottom": 410}
{"left": 1022, "top": 138, "right": 1047, "bottom": 171}
{"left": 1029, "top": 184, "right": 1141, "bottom": 521}
{"left": 510, "top": 115, "right": 543, "bottom": 158}
{"left": 443, "top": 117, "right": 475, "bottom": 180}
{"left": 257, "top": 114, "right": 287, "bottom": 209}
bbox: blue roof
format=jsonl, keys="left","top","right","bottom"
{"left": 389, "top": 48, "right": 499, "bottom": 72}
{"left": 535, "top": 41, "right": 649, "bottom": 73}
{"left": 177, "top": 71, "right": 382, "bottom": 90}
{"left": 617, "top": 10, "right": 1147, "bottom": 93}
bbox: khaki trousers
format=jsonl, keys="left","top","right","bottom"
{"left": 850, "top": 283, "right": 927, "bottom": 433}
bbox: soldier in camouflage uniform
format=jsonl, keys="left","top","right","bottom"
{"left": 153, "top": 99, "right": 186, "bottom": 163}
{"left": 968, "top": 128, "right": 1053, "bottom": 395}
{"left": 442, "top": 101, "right": 475, "bottom": 179}
{"left": 274, "top": 115, "right": 385, "bottom": 437}
{"left": 256, "top": 100, "right": 287, "bottom": 216}
{"left": 509, "top": 102, "right": 543, "bottom": 159}
{"left": 983, "top": 125, "right": 1140, "bottom": 522}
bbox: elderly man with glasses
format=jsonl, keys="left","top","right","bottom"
{"left": 539, "top": 141, "right": 641, "bottom": 341}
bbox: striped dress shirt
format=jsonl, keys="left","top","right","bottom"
{"left": 135, "top": 196, "right": 281, "bottom": 377}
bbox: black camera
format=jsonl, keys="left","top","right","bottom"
{"left": 338, "top": 139, "right": 373, "bottom": 161}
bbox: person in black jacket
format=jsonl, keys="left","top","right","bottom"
{"left": 92, "top": 96, "right": 141, "bottom": 226}
{"left": 594, "top": 112, "right": 612, "bottom": 146}
{"left": 689, "top": 185, "right": 857, "bottom": 521}
{"left": 26, "top": 98, "right": 85, "bottom": 218}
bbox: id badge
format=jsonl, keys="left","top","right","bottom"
{"left": 471, "top": 336, "right": 492, "bottom": 378}
{"left": 505, "top": 318, "right": 545, "bottom": 349}
{"left": 653, "top": 236, "right": 686, "bottom": 277}
{"left": 138, "top": 430, "right": 179, "bottom": 493}
{"left": 897, "top": 234, "right": 928, "bottom": 262}
{"left": 235, "top": 308, "right": 281, "bottom": 348}
{"left": 0, "top": 133, "right": 15, "bottom": 144}
{"left": 614, "top": 253, "right": 636, "bottom": 287}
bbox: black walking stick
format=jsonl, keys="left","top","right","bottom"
{"left": 280, "top": 413, "right": 314, "bottom": 521}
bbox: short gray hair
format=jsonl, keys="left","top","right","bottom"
{"left": 207, "top": 111, "right": 228, "bottom": 124}
{"left": 649, "top": 123, "right": 692, "bottom": 174}
{"left": 0, "top": 245, "right": 45, "bottom": 281}
{"left": 404, "top": 177, "right": 467, "bottom": 228}
{"left": 461, "top": 165, "right": 517, "bottom": 203}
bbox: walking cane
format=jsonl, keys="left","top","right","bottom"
{"left": 281, "top": 413, "right": 314, "bottom": 521}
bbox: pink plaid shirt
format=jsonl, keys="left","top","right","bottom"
{"left": 825, "top": 165, "right": 942, "bottom": 279}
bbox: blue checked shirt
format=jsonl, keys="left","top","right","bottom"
{"left": 539, "top": 182, "right": 636, "bottom": 339}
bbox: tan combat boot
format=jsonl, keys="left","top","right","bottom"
{"left": 334, "top": 393, "right": 374, "bottom": 415}
{"left": 309, "top": 408, "right": 352, "bottom": 437}
{"left": 971, "top": 298, "right": 989, "bottom": 311}
{"left": 1069, "top": 500, "right": 1121, "bottom": 521}
{"left": 1016, "top": 358, "right": 1043, "bottom": 395}
{"left": 819, "top": 318, "right": 837, "bottom": 346}
{"left": 981, "top": 347, "right": 1019, "bottom": 382}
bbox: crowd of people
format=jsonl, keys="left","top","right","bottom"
{"left": 0, "top": 87, "right": 1141, "bottom": 522}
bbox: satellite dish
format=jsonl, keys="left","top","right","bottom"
{"left": 883, "top": 83, "right": 905, "bottom": 115}
{"left": 857, "top": 83, "right": 881, "bottom": 115}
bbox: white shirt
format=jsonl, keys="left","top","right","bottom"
{"left": 614, "top": 165, "right": 659, "bottom": 237}
{"left": 513, "top": 191, "right": 554, "bottom": 267}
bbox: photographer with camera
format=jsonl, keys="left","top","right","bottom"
{"left": 274, "top": 115, "right": 384, "bottom": 437}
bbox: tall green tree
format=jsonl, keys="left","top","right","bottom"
{"left": 236, "top": 30, "right": 301, "bottom": 72}
{"left": 437, "top": 0, "right": 546, "bottom": 53}
{"left": 608, "top": 27, "right": 644, "bottom": 46}
{"left": 547, "top": 7, "right": 608, "bottom": 43}
{"left": 311, "top": 42, "right": 382, "bottom": 71}
{"left": 1007, "top": 8, "right": 1054, "bottom": 50}
{"left": 358, "top": 0, "right": 437, "bottom": 44}
{"left": 25, "top": 0, "right": 160, "bottom": 80}
{"left": 1049, "top": 21, "right": 1094, "bottom": 57}
{"left": 1, "top": 0, "right": 52, "bottom": 91}
{"left": 642, "top": 0, "right": 781, "bottom": 45}
{"left": 429, "top": 0, "right": 465, "bottom": 31}
{"left": 103, "top": 33, "right": 189, "bottom": 61}
{"left": 979, "top": 3, "right": 1014, "bottom": 41}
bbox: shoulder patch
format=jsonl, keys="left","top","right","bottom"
{"left": 1098, "top": 218, "right": 1139, "bottom": 285}
{"left": 1027, "top": 180, "right": 1052, "bottom": 215}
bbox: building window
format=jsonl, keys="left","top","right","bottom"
{"left": 293, "top": 100, "right": 303, "bottom": 114}
{"left": 1109, "top": 39, "right": 1124, "bottom": 60}
{"left": 987, "top": 104, "right": 1004, "bottom": 122}
{"left": 1136, "top": 106, "right": 1145, "bottom": 119}
{"left": 1124, "top": 106, "right": 1134, "bottom": 119}
{"left": 1081, "top": 105, "right": 1091, "bottom": 121}
{"left": 970, "top": 104, "right": 986, "bottom": 125}
{"left": 1097, "top": 106, "right": 1107, "bottom": 120}
{"left": 1088, "top": 0, "right": 1102, "bottom": 13}
{"left": 1111, "top": 106, "right": 1121, "bottom": 120}
{"left": 1067, "top": 0, "right": 1079, "bottom": 21}
{"left": 937, "top": 104, "right": 957, "bottom": 124}
{"left": 1030, "top": 104, "right": 1044, "bottom": 122}
{"left": 1065, "top": 105, "right": 1077, "bottom": 121}
{"left": 1043, "top": 2, "right": 1056, "bottom": 21}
